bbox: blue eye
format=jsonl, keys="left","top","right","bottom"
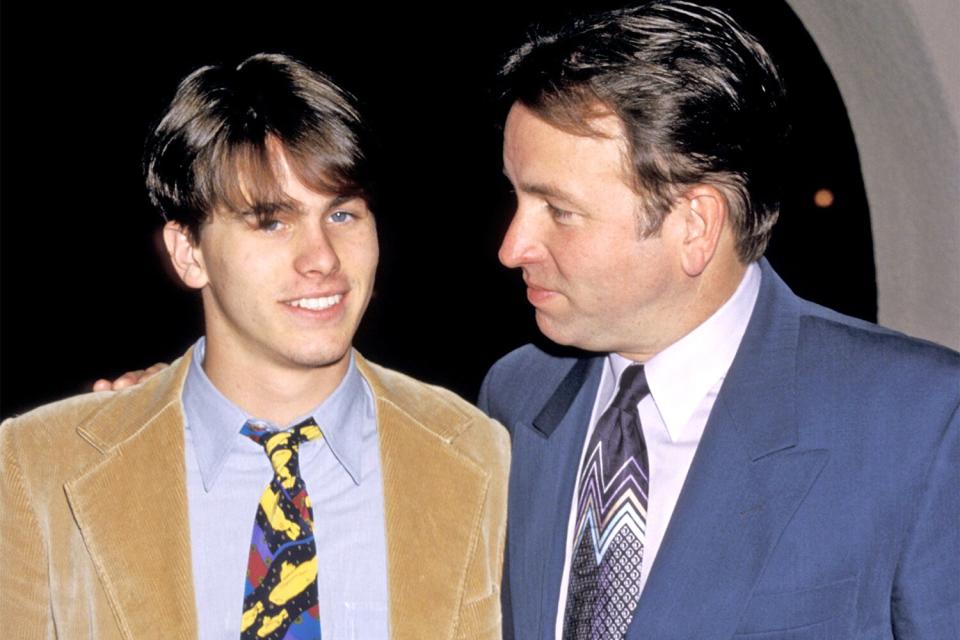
{"left": 329, "top": 210, "right": 354, "bottom": 223}
{"left": 258, "top": 218, "right": 285, "bottom": 232}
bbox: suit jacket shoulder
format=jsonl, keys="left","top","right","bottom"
{"left": 358, "top": 356, "right": 510, "bottom": 468}
{"left": 479, "top": 344, "right": 597, "bottom": 430}
{"left": 792, "top": 295, "right": 959, "bottom": 426}
{"left": 3, "top": 390, "right": 117, "bottom": 499}
{"left": 798, "top": 300, "right": 959, "bottom": 373}
{"left": 1, "top": 351, "right": 190, "bottom": 513}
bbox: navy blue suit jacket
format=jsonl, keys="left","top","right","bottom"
{"left": 479, "top": 261, "right": 959, "bottom": 639}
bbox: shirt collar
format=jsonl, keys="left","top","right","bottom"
{"left": 182, "top": 337, "right": 373, "bottom": 491}
{"left": 608, "top": 261, "right": 761, "bottom": 441}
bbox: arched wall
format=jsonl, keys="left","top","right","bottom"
{"left": 786, "top": 0, "right": 960, "bottom": 349}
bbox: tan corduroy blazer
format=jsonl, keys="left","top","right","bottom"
{"left": 0, "top": 349, "right": 509, "bottom": 639}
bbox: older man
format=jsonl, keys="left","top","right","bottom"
{"left": 480, "top": 2, "right": 958, "bottom": 638}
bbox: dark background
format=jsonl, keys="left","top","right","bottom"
{"left": 0, "top": 1, "right": 874, "bottom": 418}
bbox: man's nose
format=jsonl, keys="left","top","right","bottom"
{"left": 294, "top": 225, "right": 341, "bottom": 276}
{"left": 498, "top": 210, "right": 543, "bottom": 268}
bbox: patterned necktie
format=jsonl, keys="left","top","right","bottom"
{"left": 563, "top": 364, "right": 650, "bottom": 640}
{"left": 239, "top": 418, "right": 323, "bottom": 640}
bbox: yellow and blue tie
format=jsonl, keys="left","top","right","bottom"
{"left": 240, "top": 418, "right": 322, "bottom": 640}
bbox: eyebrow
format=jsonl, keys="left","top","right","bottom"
{"left": 509, "top": 177, "right": 589, "bottom": 212}
{"left": 326, "top": 194, "right": 357, "bottom": 210}
{"left": 239, "top": 194, "right": 360, "bottom": 218}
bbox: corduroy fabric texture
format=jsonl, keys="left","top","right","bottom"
{"left": 0, "top": 349, "right": 509, "bottom": 640}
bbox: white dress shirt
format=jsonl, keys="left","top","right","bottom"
{"left": 555, "top": 262, "right": 761, "bottom": 637}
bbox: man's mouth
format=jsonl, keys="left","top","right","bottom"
{"left": 285, "top": 294, "right": 344, "bottom": 311}
{"left": 525, "top": 284, "right": 557, "bottom": 306}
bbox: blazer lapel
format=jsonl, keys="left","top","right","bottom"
{"left": 629, "top": 261, "right": 829, "bottom": 639}
{"left": 64, "top": 354, "right": 197, "bottom": 639}
{"left": 510, "top": 356, "right": 603, "bottom": 640}
{"left": 357, "top": 357, "right": 491, "bottom": 640}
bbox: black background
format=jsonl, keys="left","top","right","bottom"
{"left": 0, "top": 1, "right": 874, "bottom": 417}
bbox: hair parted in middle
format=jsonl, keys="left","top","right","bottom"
{"left": 145, "top": 53, "right": 377, "bottom": 241}
{"left": 500, "top": 0, "right": 789, "bottom": 262}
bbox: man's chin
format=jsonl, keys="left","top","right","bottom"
{"left": 284, "top": 346, "right": 352, "bottom": 371}
{"left": 535, "top": 313, "right": 581, "bottom": 349}
{"left": 534, "top": 314, "right": 613, "bottom": 354}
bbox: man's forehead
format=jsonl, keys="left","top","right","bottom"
{"left": 504, "top": 104, "right": 628, "bottom": 160}
{"left": 209, "top": 136, "right": 366, "bottom": 216}
{"left": 228, "top": 148, "right": 363, "bottom": 213}
{"left": 505, "top": 100, "right": 625, "bottom": 140}
{"left": 503, "top": 103, "right": 635, "bottom": 190}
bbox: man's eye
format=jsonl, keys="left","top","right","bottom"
{"left": 548, "top": 203, "right": 574, "bottom": 220}
{"left": 258, "top": 218, "right": 286, "bottom": 232}
{"left": 329, "top": 210, "right": 355, "bottom": 223}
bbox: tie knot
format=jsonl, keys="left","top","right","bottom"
{"left": 241, "top": 417, "right": 323, "bottom": 475}
{"left": 610, "top": 364, "right": 649, "bottom": 412}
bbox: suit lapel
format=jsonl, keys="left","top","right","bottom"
{"left": 64, "top": 354, "right": 197, "bottom": 639}
{"left": 509, "top": 356, "right": 603, "bottom": 640}
{"left": 628, "top": 261, "right": 829, "bottom": 639}
{"left": 357, "top": 357, "right": 490, "bottom": 640}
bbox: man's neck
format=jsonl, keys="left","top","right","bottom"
{"left": 200, "top": 342, "right": 350, "bottom": 426}
{"left": 619, "top": 258, "right": 749, "bottom": 363}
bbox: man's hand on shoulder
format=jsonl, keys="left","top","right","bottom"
{"left": 92, "top": 363, "right": 169, "bottom": 391}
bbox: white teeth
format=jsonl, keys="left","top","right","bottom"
{"left": 288, "top": 294, "right": 342, "bottom": 310}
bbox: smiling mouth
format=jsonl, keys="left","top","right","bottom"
{"left": 285, "top": 294, "right": 343, "bottom": 311}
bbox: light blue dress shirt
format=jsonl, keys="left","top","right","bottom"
{"left": 182, "top": 338, "right": 389, "bottom": 639}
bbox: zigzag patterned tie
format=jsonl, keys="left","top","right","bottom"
{"left": 240, "top": 418, "right": 323, "bottom": 640}
{"left": 563, "top": 364, "right": 650, "bottom": 640}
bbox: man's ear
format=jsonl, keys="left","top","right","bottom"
{"left": 675, "top": 184, "right": 728, "bottom": 277}
{"left": 162, "top": 221, "right": 209, "bottom": 289}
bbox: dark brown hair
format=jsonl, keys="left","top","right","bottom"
{"left": 501, "top": 1, "right": 788, "bottom": 262}
{"left": 145, "top": 53, "right": 376, "bottom": 240}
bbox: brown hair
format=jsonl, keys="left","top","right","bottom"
{"left": 145, "top": 53, "right": 376, "bottom": 240}
{"left": 501, "top": 1, "right": 788, "bottom": 262}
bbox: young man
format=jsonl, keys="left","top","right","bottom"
{"left": 480, "top": 2, "right": 958, "bottom": 638}
{"left": 0, "top": 54, "right": 508, "bottom": 640}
